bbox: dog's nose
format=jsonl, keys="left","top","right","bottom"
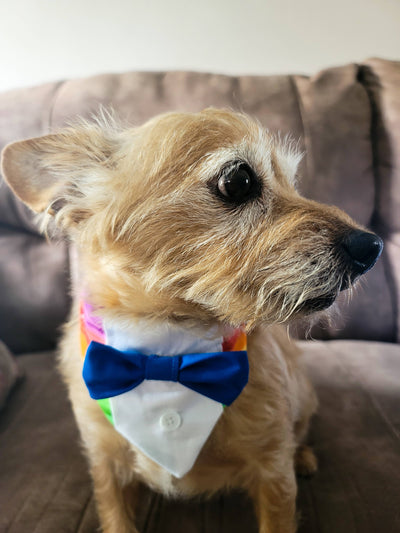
{"left": 340, "top": 230, "right": 383, "bottom": 275}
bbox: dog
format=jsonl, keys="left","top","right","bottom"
{"left": 1, "top": 108, "right": 383, "bottom": 533}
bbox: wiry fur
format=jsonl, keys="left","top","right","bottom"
{"left": 1, "top": 108, "right": 369, "bottom": 533}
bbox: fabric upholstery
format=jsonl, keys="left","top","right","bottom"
{"left": 0, "top": 227, "right": 70, "bottom": 353}
{"left": 0, "top": 83, "right": 70, "bottom": 353}
{"left": 0, "top": 340, "right": 20, "bottom": 410}
{"left": 292, "top": 64, "right": 394, "bottom": 341}
{"left": 1, "top": 340, "right": 399, "bottom": 533}
{"left": 0, "top": 56, "right": 399, "bottom": 533}
{"left": 1, "top": 60, "right": 399, "bottom": 350}
{"left": 360, "top": 58, "right": 400, "bottom": 342}
{"left": 0, "top": 352, "right": 97, "bottom": 533}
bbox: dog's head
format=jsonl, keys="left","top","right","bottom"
{"left": 1, "top": 109, "right": 383, "bottom": 328}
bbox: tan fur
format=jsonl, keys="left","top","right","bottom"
{"left": 1, "top": 108, "right": 369, "bottom": 533}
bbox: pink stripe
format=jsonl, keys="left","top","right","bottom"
{"left": 82, "top": 301, "right": 105, "bottom": 342}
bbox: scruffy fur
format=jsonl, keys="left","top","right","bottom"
{"left": 1, "top": 109, "right": 368, "bottom": 533}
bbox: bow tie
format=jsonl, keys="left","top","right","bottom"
{"left": 83, "top": 341, "right": 249, "bottom": 406}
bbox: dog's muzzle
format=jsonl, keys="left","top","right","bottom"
{"left": 300, "top": 230, "right": 383, "bottom": 314}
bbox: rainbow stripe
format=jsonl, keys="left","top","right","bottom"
{"left": 80, "top": 302, "right": 114, "bottom": 423}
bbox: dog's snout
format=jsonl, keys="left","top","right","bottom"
{"left": 340, "top": 230, "right": 383, "bottom": 275}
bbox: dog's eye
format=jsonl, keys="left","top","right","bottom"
{"left": 217, "top": 164, "right": 259, "bottom": 204}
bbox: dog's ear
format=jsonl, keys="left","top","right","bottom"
{"left": 1, "top": 123, "right": 118, "bottom": 214}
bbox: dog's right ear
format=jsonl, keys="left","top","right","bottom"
{"left": 1, "top": 123, "right": 118, "bottom": 215}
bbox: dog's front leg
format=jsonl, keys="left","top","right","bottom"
{"left": 91, "top": 460, "right": 139, "bottom": 533}
{"left": 249, "top": 470, "right": 297, "bottom": 533}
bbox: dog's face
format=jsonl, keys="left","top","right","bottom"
{"left": 1, "top": 109, "right": 382, "bottom": 328}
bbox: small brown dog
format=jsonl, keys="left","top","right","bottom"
{"left": 1, "top": 109, "right": 382, "bottom": 533}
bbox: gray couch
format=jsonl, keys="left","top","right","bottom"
{"left": 1, "top": 58, "right": 399, "bottom": 533}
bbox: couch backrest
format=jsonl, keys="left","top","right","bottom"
{"left": 360, "top": 59, "right": 400, "bottom": 343}
{"left": 0, "top": 58, "right": 399, "bottom": 352}
{"left": 0, "top": 83, "right": 71, "bottom": 353}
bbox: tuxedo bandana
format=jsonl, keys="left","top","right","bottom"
{"left": 80, "top": 302, "right": 248, "bottom": 477}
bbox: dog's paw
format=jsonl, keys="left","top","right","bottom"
{"left": 295, "top": 445, "right": 318, "bottom": 478}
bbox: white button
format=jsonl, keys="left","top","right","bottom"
{"left": 159, "top": 410, "right": 181, "bottom": 432}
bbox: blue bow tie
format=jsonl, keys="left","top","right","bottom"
{"left": 83, "top": 341, "right": 249, "bottom": 406}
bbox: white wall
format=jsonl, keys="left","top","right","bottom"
{"left": 0, "top": 0, "right": 399, "bottom": 93}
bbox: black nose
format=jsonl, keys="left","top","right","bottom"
{"left": 341, "top": 230, "right": 383, "bottom": 275}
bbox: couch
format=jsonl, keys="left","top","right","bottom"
{"left": 0, "top": 58, "right": 399, "bottom": 533}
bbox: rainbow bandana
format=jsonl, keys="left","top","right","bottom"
{"left": 80, "top": 301, "right": 248, "bottom": 477}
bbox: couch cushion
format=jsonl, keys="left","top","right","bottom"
{"left": 293, "top": 62, "right": 394, "bottom": 341}
{"left": 0, "top": 82, "right": 63, "bottom": 233}
{"left": 361, "top": 58, "right": 400, "bottom": 342}
{"left": 0, "top": 82, "right": 71, "bottom": 353}
{"left": 0, "top": 340, "right": 20, "bottom": 410}
{"left": 0, "top": 228, "right": 70, "bottom": 353}
{"left": 297, "top": 339, "right": 400, "bottom": 533}
{"left": 0, "top": 351, "right": 98, "bottom": 533}
{"left": 1, "top": 340, "right": 399, "bottom": 532}
{"left": 0, "top": 61, "right": 397, "bottom": 352}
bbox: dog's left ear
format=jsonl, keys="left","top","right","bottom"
{"left": 1, "top": 124, "right": 118, "bottom": 214}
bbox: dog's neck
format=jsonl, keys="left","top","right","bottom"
{"left": 80, "top": 300, "right": 242, "bottom": 356}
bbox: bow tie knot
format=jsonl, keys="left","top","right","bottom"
{"left": 145, "top": 354, "right": 180, "bottom": 382}
{"left": 83, "top": 341, "right": 248, "bottom": 406}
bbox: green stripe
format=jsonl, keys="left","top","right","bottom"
{"left": 97, "top": 397, "right": 225, "bottom": 423}
{"left": 97, "top": 398, "right": 114, "bottom": 424}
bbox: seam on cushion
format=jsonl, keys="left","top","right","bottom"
{"left": 350, "top": 476, "right": 375, "bottom": 532}
{"left": 4, "top": 486, "right": 34, "bottom": 533}
{"left": 0, "top": 220, "right": 46, "bottom": 239}
{"left": 380, "top": 248, "right": 399, "bottom": 342}
{"left": 229, "top": 76, "right": 241, "bottom": 111}
{"left": 4, "top": 457, "right": 71, "bottom": 533}
{"left": 201, "top": 498, "right": 208, "bottom": 533}
{"left": 217, "top": 494, "right": 225, "bottom": 533}
{"left": 1, "top": 81, "right": 66, "bottom": 238}
{"left": 362, "top": 386, "right": 400, "bottom": 448}
{"left": 289, "top": 74, "right": 313, "bottom": 186}
{"left": 142, "top": 493, "right": 162, "bottom": 533}
{"left": 47, "top": 80, "right": 67, "bottom": 132}
{"left": 339, "top": 470, "right": 370, "bottom": 532}
{"left": 356, "top": 64, "right": 382, "bottom": 228}
{"left": 0, "top": 355, "right": 55, "bottom": 435}
{"left": 76, "top": 492, "right": 95, "bottom": 533}
{"left": 30, "top": 464, "right": 73, "bottom": 533}
{"left": 357, "top": 63, "right": 398, "bottom": 342}
{"left": 297, "top": 482, "right": 319, "bottom": 533}
{"left": 325, "top": 342, "right": 400, "bottom": 449}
